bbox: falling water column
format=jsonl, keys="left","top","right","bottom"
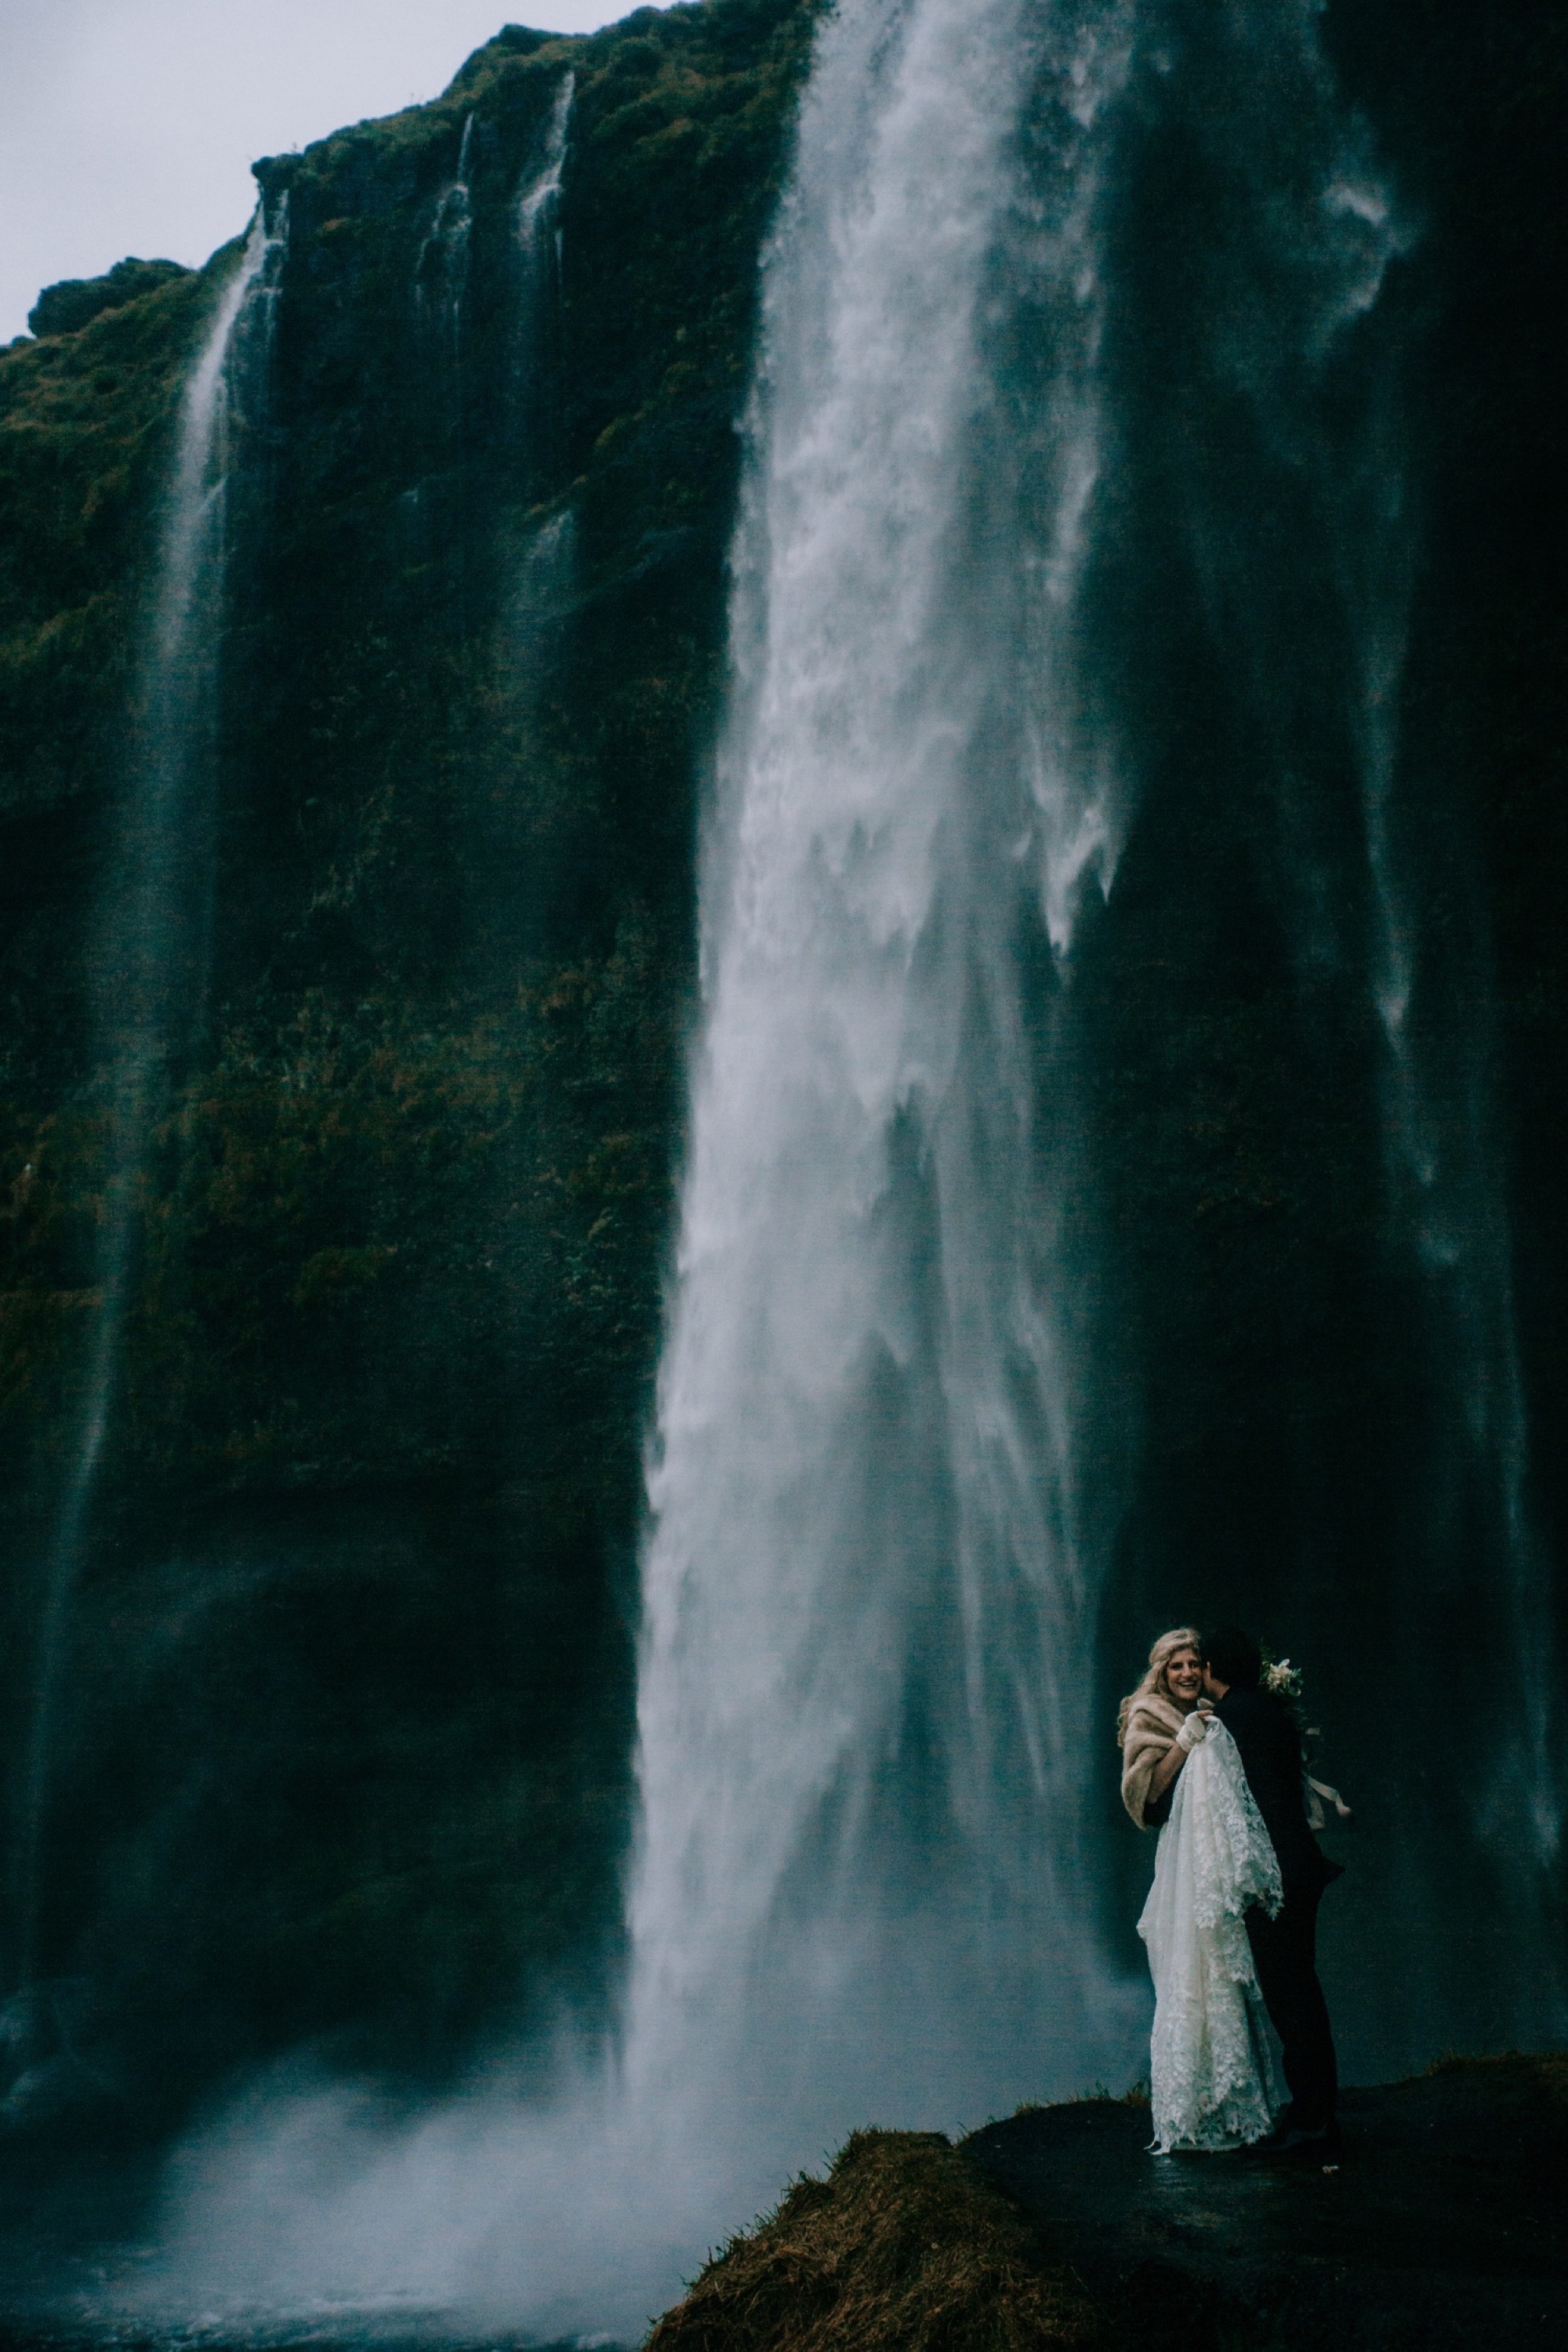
{"left": 8, "top": 203, "right": 288, "bottom": 2051}
{"left": 625, "top": 0, "right": 1143, "bottom": 2172}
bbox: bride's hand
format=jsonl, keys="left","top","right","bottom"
{"left": 1175, "top": 1710, "right": 1208, "bottom": 1751}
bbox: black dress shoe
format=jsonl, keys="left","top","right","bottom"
{"left": 1254, "top": 2118, "right": 1341, "bottom": 2158}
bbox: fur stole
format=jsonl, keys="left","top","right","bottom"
{"left": 1120, "top": 1691, "right": 1187, "bottom": 1830}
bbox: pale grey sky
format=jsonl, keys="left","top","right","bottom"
{"left": 1, "top": 0, "right": 656, "bottom": 343}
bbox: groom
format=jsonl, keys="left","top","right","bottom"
{"left": 1201, "top": 1624, "right": 1341, "bottom": 2157}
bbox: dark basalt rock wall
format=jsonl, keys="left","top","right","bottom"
{"left": 0, "top": 0, "right": 822, "bottom": 2125}
{"left": 1083, "top": 0, "right": 1568, "bottom": 2052}
{"left": 0, "top": 0, "right": 1562, "bottom": 2133}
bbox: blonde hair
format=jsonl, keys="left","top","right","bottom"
{"left": 1116, "top": 1625, "right": 1202, "bottom": 1748}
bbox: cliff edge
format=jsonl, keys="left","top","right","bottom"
{"left": 648, "top": 2053, "right": 1567, "bottom": 2350}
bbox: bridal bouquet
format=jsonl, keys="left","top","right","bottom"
{"left": 1261, "top": 1651, "right": 1353, "bottom": 1827}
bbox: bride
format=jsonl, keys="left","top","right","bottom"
{"left": 1119, "top": 1628, "right": 1283, "bottom": 2153}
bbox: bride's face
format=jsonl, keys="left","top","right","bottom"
{"left": 1165, "top": 1647, "right": 1203, "bottom": 1705}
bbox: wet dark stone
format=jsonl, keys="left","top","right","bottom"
{"left": 965, "top": 2054, "right": 1568, "bottom": 2350}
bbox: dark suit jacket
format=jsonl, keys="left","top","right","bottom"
{"left": 1214, "top": 1683, "right": 1334, "bottom": 1889}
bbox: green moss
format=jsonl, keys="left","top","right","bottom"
{"left": 27, "top": 256, "right": 193, "bottom": 341}
{"left": 0, "top": 0, "right": 820, "bottom": 2107}
{"left": 0, "top": 263, "right": 216, "bottom": 822}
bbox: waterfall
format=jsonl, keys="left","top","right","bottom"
{"left": 118, "top": 0, "right": 1562, "bottom": 2329}
{"left": 625, "top": 0, "right": 1143, "bottom": 2152}
{"left": 8, "top": 202, "right": 287, "bottom": 2036}
{"left": 411, "top": 113, "right": 486, "bottom": 625}
{"left": 510, "top": 72, "right": 574, "bottom": 497}
{"left": 626, "top": 0, "right": 1566, "bottom": 2140}
{"left": 516, "top": 72, "right": 572, "bottom": 256}
{"left": 417, "top": 113, "right": 477, "bottom": 384}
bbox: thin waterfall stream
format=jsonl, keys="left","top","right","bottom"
{"left": 418, "top": 114, "right": 477, "bottom": 380}
{"left": 517, "top": 74, "right": 573, "bottom": 253}
{"left": 7, "top": 202, "right": 287, "bottom": 2066}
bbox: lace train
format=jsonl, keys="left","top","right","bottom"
{"left": 1138, "top": 1718, "right": 1283, "bottom": 2153}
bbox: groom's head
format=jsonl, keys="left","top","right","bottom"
{"left": 1200, "top": 1624, "right": 1261, "bottom": 1696}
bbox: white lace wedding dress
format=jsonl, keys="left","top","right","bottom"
{"left": 1138, "top": 1717, "right": 1284, "bottom": 2153}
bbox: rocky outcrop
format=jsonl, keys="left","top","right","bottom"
{"left": 27, "top": 259, "right": 192, "bottom": 341}
{"left": 645, "top": 2126, "right": 1098, "bottom": 2352}
{"left": 651, "top": 2056, "right": 1568, "bottom": 2350}
{"left": 970, "top": 2053, "right": 1568, "bottom": 2350}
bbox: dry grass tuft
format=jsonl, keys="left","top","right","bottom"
{"left": 644, "top": 2126, "right": 1098, "bottom": 2351}
{"left": 1421, "top": 2049, "right": 1568, "bottom": 2101}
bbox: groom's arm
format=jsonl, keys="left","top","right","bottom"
{"left": 1216, "top": 1689, "right": 1323, "bottom": 1876}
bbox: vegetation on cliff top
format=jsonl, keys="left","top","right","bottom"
{"left": 27, "top": 257, "right": 193, "bottom": 342}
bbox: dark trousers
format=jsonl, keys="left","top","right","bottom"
{"left": 1245, "top": 1879, "right": 1338, "bottom": 2129}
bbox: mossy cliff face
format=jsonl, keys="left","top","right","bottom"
{"left": 0, "top": 0, "right": 1564, "bottom": 2133}
{"left": 0, "top": 0, "right": 822, "bottom": 2119}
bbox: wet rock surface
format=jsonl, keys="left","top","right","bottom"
{"left": 966, "top": 2054, "right": 1568, "bottom": 2350}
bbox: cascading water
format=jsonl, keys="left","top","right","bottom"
{"left": 5, "top": 201, "right": 287, "bottom": 2089}
{"left": 509, "top": 73, "right": 574, "bottom": 523}
{"left": 517, "top": 74, "right": 573, "bottom": 258}
{"left": 131, "top": 11, "right": 1150, "bottom": 2318}
{"left": 417, "top": 114, "right": 477, "bottom": 380}
{"left": 117, "top": 0, "right": 1563, "bottom": 2332}
{"left": 627, "top": 0, "right": 1566, "bottom": 2165}
{"left": 626, "top": 0, "right": 1142, "bottom": 2150}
